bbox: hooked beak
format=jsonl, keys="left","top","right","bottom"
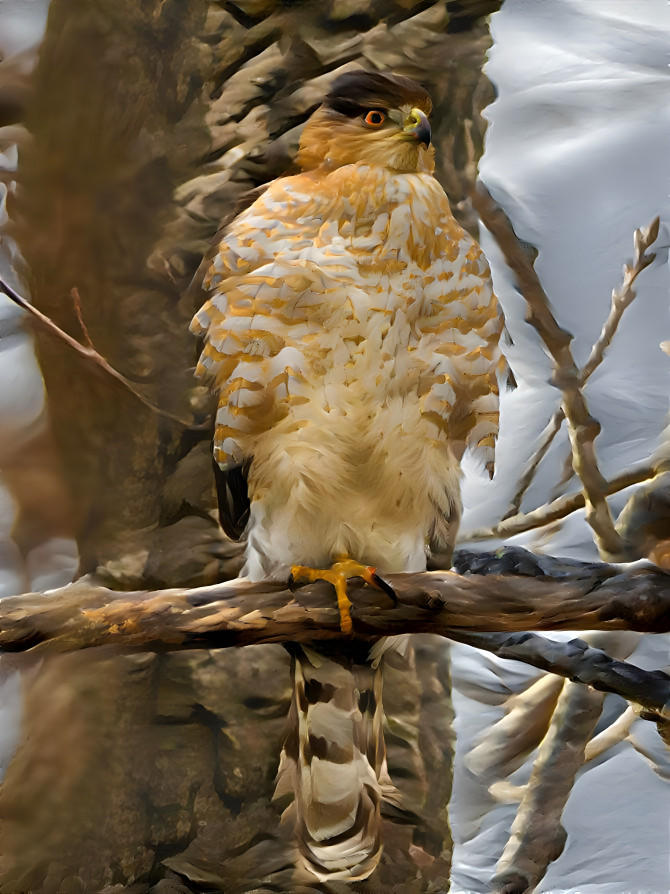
{"left": 403, "top": 108, "right": 431, "bottom": 147}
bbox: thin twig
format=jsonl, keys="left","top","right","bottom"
{"left": 70, "top": 286, "right": 94, "bottom": 350}
{"left": 503, "top": 217, "right": 660, "bottom": 519}
{"left": 460, "top": 462, "right": 654, "bottom": 541}
{"left": 502, "top": 411, "right": 563, "bottom": 520}
{"left": 1, "top": 277, "right": 203, "bottom": 430}
{"left": 582, "top": 216, "right": 659, "bottom": 381}
{"left": 548, "top": 445, "right": 577, "bottom": 505}
{"left": 584, "top": 704, "right": 636, "bottom": 763}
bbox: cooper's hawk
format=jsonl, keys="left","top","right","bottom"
{"left": 191, "top": 70, "right": 501, "bottom": 882}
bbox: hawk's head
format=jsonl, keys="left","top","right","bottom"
{"left": 297, "top": 70, "right": 435, "bottom": 174}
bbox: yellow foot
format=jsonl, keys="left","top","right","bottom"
{"left": 289, "top": 557, "right": 386, "bottom": 635}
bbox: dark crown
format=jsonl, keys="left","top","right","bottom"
{"left": 324, "top": 70, "right": 432, "bottom": 118}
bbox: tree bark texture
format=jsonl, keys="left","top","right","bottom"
{"left": 4, "top": 2, "right": 505, "bottom": 891}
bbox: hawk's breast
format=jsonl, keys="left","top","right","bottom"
{"left": 193, "top": 163, "right": 498, "bottom": 471}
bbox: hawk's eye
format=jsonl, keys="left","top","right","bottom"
{"left": 364, "top": 110, "right": 386, "bottom": 127}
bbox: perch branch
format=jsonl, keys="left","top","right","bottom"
{"left": 472, "top": 185, "right": 625, "bottom": 558}
{"left": 0, "top": 277, "right": 201, "bottom": 429}
{"left": 460, "top": 461, "right": 654, "bottom": 541}
{"left": 2, "top": 565, "right": 670, "bottom": 718}
{"left": 502, "top": 216, "right": 660, "bottom": 518}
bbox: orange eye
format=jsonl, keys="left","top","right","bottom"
{"left": 364, "top": 110, "right": 386, "bottom": 127}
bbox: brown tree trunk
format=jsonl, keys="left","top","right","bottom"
{"left": 2, "top": 1, "right": 500, "bottom": 890}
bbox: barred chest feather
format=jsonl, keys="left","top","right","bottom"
{"left": 192, "top": 163, "right": 500, "bottom": 577}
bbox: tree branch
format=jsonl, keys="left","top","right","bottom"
{"left": 472, "top": 185, "right": 626, "bottom": 558}
{"left": 0, "top": 277, "right": 203, "bottom": 430}
{"left": 490, "top": 630, "right": 638, "bottom": 894}
{"left": 2, "top": 563, "right": 670, "bottom": 720}
{"left": 500, "top": 216, "right": 660, "bottom": 519}
{"left": 460, "top": 462, "right": 654, "bottom": 541}
{"left": 492, "top": 680, "right": 604, "bottom": 894}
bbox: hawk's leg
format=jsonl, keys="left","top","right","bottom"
{"left": 289, "top": 556, "right": 395, "bottom": 634}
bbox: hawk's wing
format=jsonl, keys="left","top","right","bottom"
{"left": 191, "top": 174, "right": 331, "bottom": 538}
{"left": 191, "top": 170, "right": 337, "bottom": 471}
{"left": 212, "top": 458, "right": 250, "bottom": 541}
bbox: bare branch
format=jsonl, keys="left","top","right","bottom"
{"left": 492, "top": 681, "right": 604, "bottom": 894}
{"left": 584, "top": 705, "right": 636, "bottom": 763}
{"left": 502, "top": 411, "right": 563, "bottom": 520}
{"left": 499, "top": 216, "right": 660, "bottom": 520}
{"left": 69, "top": 286, "right": 94, "bottom": 350}
{"left": 1, "top": 277, "right": 203, "bottom": 430}
{"left": 449, "top": 629, "right": 670, "bottom": 720}
{"left": 474, "top": 185, "right": 638, "bottom": 558}
{"left": 491, "top": 631, "right": 637, "bottom": 894}
{"left": 2, "top": 565, "right": 670, "bottom": 718}
{"left": 581, "top": 215, "right": 659, "bottom": 382}
{"left": 461, "top": 462, "right": 654, "bottom": 541}
{"left": 466, "top": 673, "right": 564, "bottom": 779}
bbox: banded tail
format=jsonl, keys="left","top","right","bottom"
{"left": 278, "top": 644, "right": 390, "bottom": 881}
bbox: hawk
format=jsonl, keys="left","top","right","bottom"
{"left": 191, "top": 70, "right": 501, "bottom": 882}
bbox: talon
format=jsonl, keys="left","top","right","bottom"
{"left": 370, "top": 571, "right": 397, "bottom": 604}
{"left": 288, "top": 558, "right": 395, "bottom": 633}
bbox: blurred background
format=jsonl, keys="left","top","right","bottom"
{"left": 0, "top": 0, "right": 668, "bottom": 891}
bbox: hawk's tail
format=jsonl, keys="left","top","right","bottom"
{"left": 277, "top": 644, "right": 389, "bottom": 882}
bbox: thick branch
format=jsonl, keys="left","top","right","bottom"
{"left": 2, "top": 566, "right": 670, "bottom": 716}
{"left": 492, "top": 681, "right": 604, "bottom": 894}
{"left": 448, "top": 630, "right": 670, "bottom": 719}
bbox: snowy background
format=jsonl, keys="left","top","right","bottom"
{"left": 453, "top": 1, "right": 670, "bottom": 892}
{"left": 0, "top": 0, "right": 669, "bottom": 891}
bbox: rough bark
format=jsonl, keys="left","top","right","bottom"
{"left": 3, "top": 560, "right": 670, "bottom": 654}
{"left": 4, "top": 4, "right": 503, "bottom": 891}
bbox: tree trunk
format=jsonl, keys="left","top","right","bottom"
{"left": 3, "top": 1, "right": 500, "bottom": 889}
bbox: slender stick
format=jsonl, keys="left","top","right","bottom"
{"left": 69, "top": 286, "right": 94, "bottom": 350}
{"left": 1, "top": 277, "right": 201, "bottom": 429}
{"left": 502, "top": 411, "right": 563, "bottom": 520}
{"left": 460, "top": 462, "right": 653, "bottom": 541}
{"left": 584, "top": 705, "right": 636, "bottom": 763}
{"left": 500, "top": 216, "right": 659, "bottom": 519}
